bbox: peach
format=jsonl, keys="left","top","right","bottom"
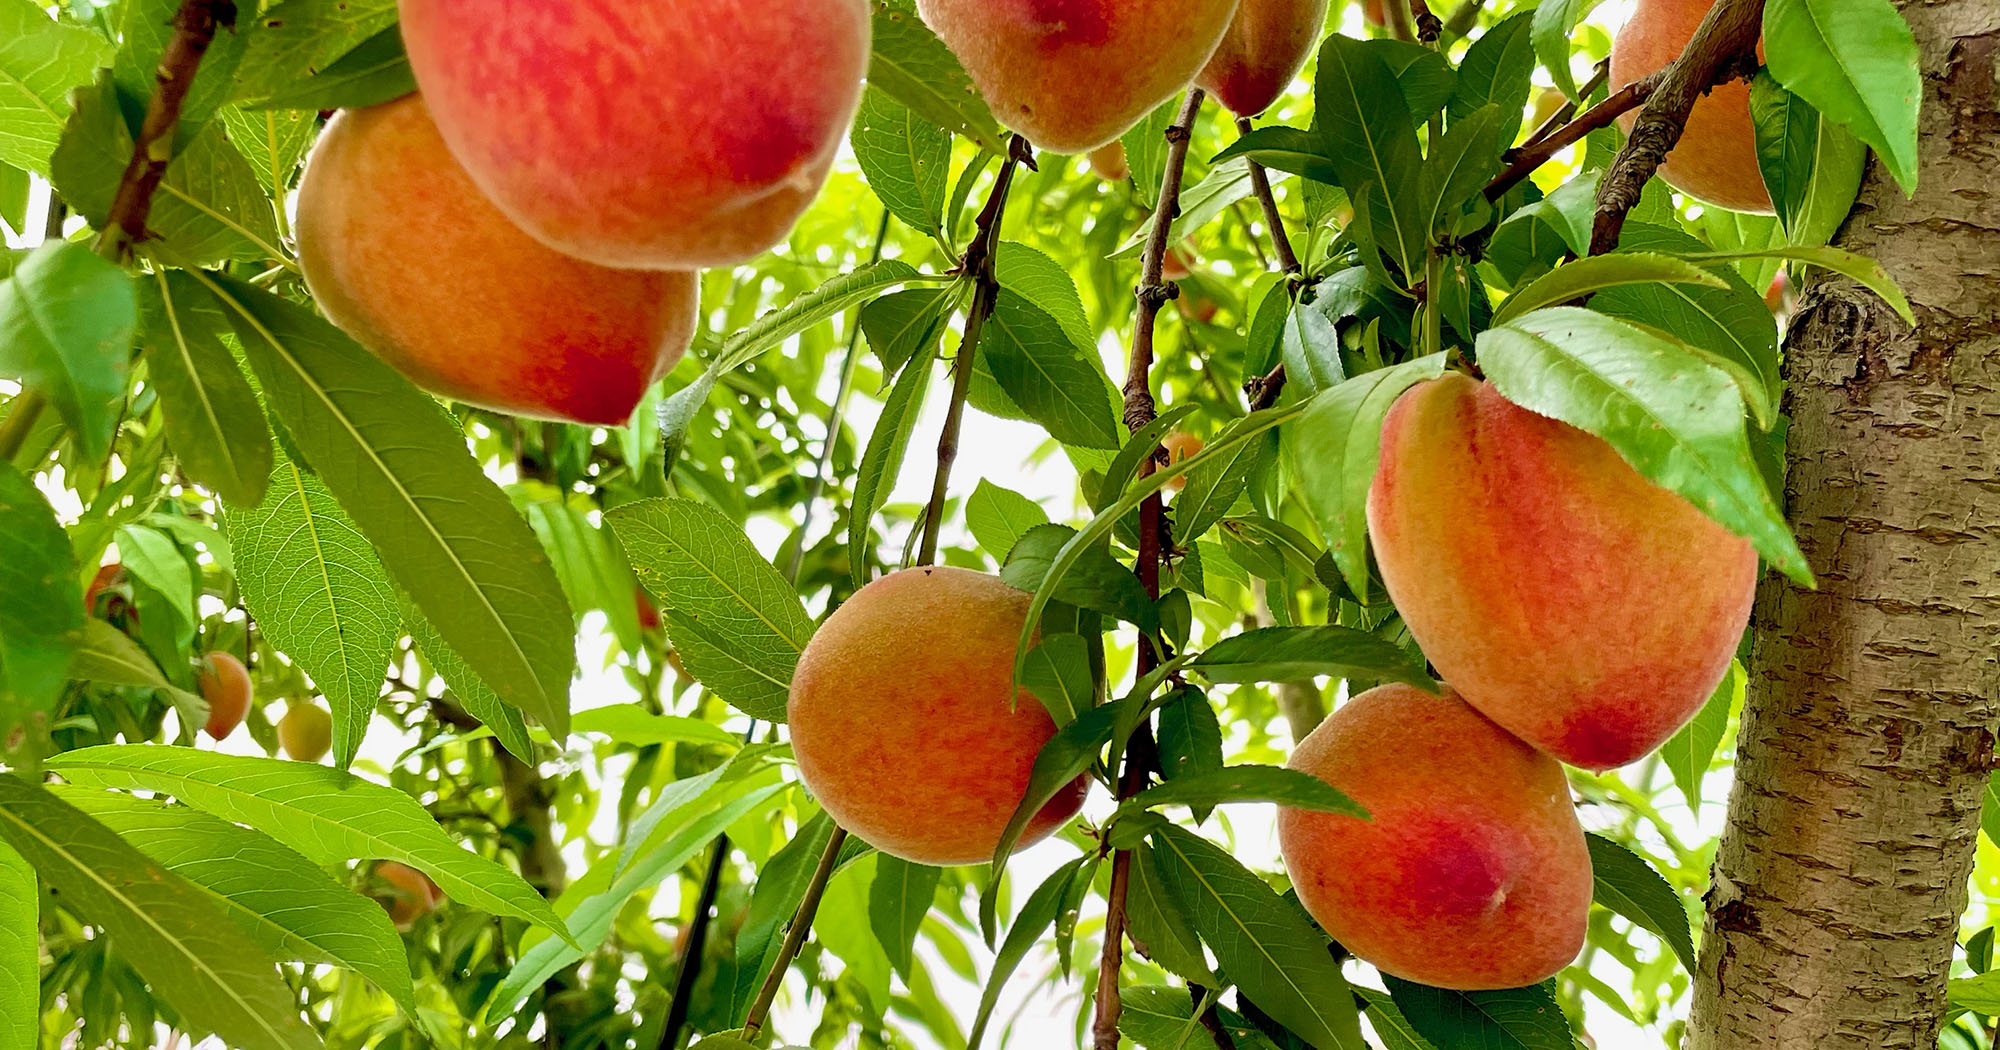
{"left": 374, "top": 860, "right": 444, "bottom": 929}
{"left": 1162, "top": 431, "right": 1204, "bottom": 491}
{"left": 1609, "top": 0, "right": 1771, "bottom": 213}
{"left": 1089, "top": 142, "right": 1131, "bottom": 182}
{"left": 787, "top": 567, "right": 1089, "bottom": 865}
{"left": 1366, "top": 375, "right": 1757, "bottom": 770}
{"left": 397, "top": 0, "right": 869, "bottom": 269}
{"left": 917, "top": 0, "right": 1243, "bottom": 152}
{"left": 196, "top": 651, "right": 252, "bottom": 740}
{"left": 1197, "top": 0, "right": 1329, "bottom": 116}
{"left": 295, "top": 96, "right": 697, "bottom": 425}
{"left": 1280, "top": 683, "right": 1592, "bottom": 989}
{"left": 279, "top": 703, "right": 332, "bottom": 763}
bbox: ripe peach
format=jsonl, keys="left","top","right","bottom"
{"left": 1366, "top": 375, "right": 1757, "bottom": 770}
{"left": 787, "top": 567, "right": 1089, "bottom": 865}
{"left": 398, "top": 0, "right": 870, "bottom": 269}
{"left": 1162, "top": 242, "right": 1197, "bottom": 282}
{"left": 1162, "top": 431, "right": 1204, "bottom": 491}
{"left": 196, "top": 651, "right": 252, "bottom": 740}
{"left": 916, "top": 0, "right": 1243, "bottom": 152}
{"left": 279, "top": 703, "right": 333, "bottom": 763}
{"left": 1197, "top": 0, "right": 1329, "bottom": 116}
{"left": 295, "top": 96, "right": 697, "bottom": 425}
{"left": 1609, "top": 0, "right": 1771, "bottom": 213}
{"left": 1279, "top": 683, "right": 1592, "bottom": 990}
{"left": 374, "top": 860, "right": 444, "bottom": 929}
{"left": 1089, "top": 142, "right": 1131, "bottom": 182}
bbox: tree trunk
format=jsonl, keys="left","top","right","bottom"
{"left": 1687, "top": 6, "right": 2000, "bottom": 1047}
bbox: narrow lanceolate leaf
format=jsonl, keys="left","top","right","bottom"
{"left": 0, "top": 775, "right": 321, "bottom": 1050}
{"left": 0, "top": 241, "right": 137, "bottom": 463}
{"left": 68, "top": 620, "right": 207, "bottom": 726}
{"left": 850, "top": 338, "right": 939, "bottom": 585}
{"left": 1530, "top": 0, "right": 1610, "bottom": 97}
{"left": 1126, "top": 844, "right": 1216, "bottom": 985}
{"left": 1664, "top": 661, "right": 1741, "bottom": 813}
{"left": 1448, "top": 12, "right": 1536, "bottom": 146}
{"left": 245, "top": 25, "right": 414, "bottom": 112}
{"left": 1420, "top": 104, "right": 1506, "bottom": 240}
{"left": 1002, "top": 524, "right": 1159, "bottom": 631}
{"left": 1117, "top": 765, "right": 1366, "bottom": 822}
{"left": 1093, "top": 404, "right": 1199, "bottom": 515}
{"left": 1951, "top": 971, "right": 2000, "bottom": 1017}
{"left": 1149, "top": 824, "right": 1366, "bottom": 1050}
{"left": 1355, "top": 988, "right": 1436, "bottom": 1050}
{"left": 866, "top": 0, "right": 1007, "bottom": 155}
{"left": 1156, "top": 686, "right": 1224, "bottom": 791}
{"left": 1749, "top": 73, "right": 1868, "bottom": 250}
{"left": 1476, "top": 307, "right": 1811, "bottom": 585}
{"left": 718, "top": 260, "right": 922, "bottom": 371}
{"left": 140, "top": 270, "right": 272, "bottom": 506}
{"left": 228, "top": 446, "right": 400, "bottom": 769}
{"left": 190, "top": 271, "right": 576, "bottom": 736}
{"left": 608, "top": 499, "right": 816, "bottom": 723}
{"left": 870, "top": 855, "right": 942, "bottom": 979}
{"left": 232, "top": 0, "right": 399, "bottom": 101}
{"left": 56, "top": 787, "right": 416, "bottom": 1014}
{"left": 1315, "top": 35, "right": 1428, "bottom": 280}
{"left": 965, "top": 479, "right": 1050, "bottom": 560}
{"left": 0, "top": 839, "right": 33, "bottom": 1050}
{"left": 1383, "top": 977, "right": 1570, "bottom": 1050}
{"left": 1762, "top": 0, "right": 1920, "bottom": 195}
{"left": 968, "top": 858, "right": 1089, "bottom": 1050}
{"left": 1492, "top": 253, "right": 1728, "bottom": 327}
{"left": 46, "top": 746, "right": 570, "bottom": 941}
{"left": 0, "top": 462, "right": 83, "bottom": 744}
{"left": 401, "top": 597, "right": 534, "bottom": 761}
{"left": 852, "top": 88, "right": 952, "bottom": 237}
{"left": 1176, "top": 426, "right": 1276, "bottom": 545}
{"left": 1020, "top": 633, "right": 1093, "bottom": 728}
{"left": 982, "top": 697, "right": 1134, "bottom": 939}
{"left": 727, "top": 814, "right": 877, "bottom": 1024}
{"left": 1676, "top": 245, "right": 1914, "bottom": 324}
{"left": 0, "top": 0, "right": 113, "bottom": 176}
{"left": 1188, "top": 625, "right": 1433, "bottom": 689}
{"left": 983, "top": 290, "right": 1121, "bottom": 450}
{"left": 570, "top": 704, "right": 739, "bottom": 748}
{"left": 1586, "top": 834, "right": 1698, "bottom": 974}
{"left": 1285, "top": 355, "right": 1446, "bottom": 601}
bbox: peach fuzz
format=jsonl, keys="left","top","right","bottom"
{"left": 787, "top": 566, "right": 1089, "bottom": 866}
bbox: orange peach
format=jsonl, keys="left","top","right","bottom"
{"left": 296, "top": 96, "right": 697, "bottom": 425}
{"left": 397, "top": 0, "right": 870, "bottom": 268}
{"left": 1197, "top": 0, "right": 1328, "bottom": 116}
{"left": 196, "top": 651, "right": 252, "bottom": 740}
{"left": 374, "top": 860, "right": 444, "bottom": 929}
{"left": 1162, "top": 431, "right": 1204, "bottom": 491}
{"left": 787, "top": 567, "right": 1088, "bottom": 865}
{"left": 1366, "top": 375, "right": 1756, "bottom": 770}
{"left": 1089, "top": 142, "right": 1131, "bottom": 182}
{"left": 917, "top": 0, "right": 1243, "bottom": 152}
{"left": 1280, "top": 683, "right": 1592, "bottom": 989}
{"left": 1609, "top": 0, "right": 1771, "bottom": 213}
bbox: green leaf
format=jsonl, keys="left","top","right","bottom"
{"left": 1493, "top": 253, "right": 1729, "bottom": 326}
{"left": 0, "top": 839, "right": 31, "bottom": 1050}
{"left": 1952, "top": 971, "right": 2000, "bottom": 1017}
{"left": 118, "top": 523, "right": 194, "bottom": 627}
{"left": 400, "top": 599, "right": 534, "bottom": 762}
{"left": 1762, "top": 0, "right": 1921, "bottom": 195}
{"left": 981, "top": 697, "right": 1133, "bottom": 939}
{"left": 869, "top": 855, "right": 941, "bottom": 979}
{"left": 1156, "top": 685, "right": 1224, "bottom": 790}
{"left": 52, "top": 78, "right": 287, "bottom": 266}
{"left": 1586, "top": 833, "right": 1698, "bottom": 974}
{"left": 968, "top": 857, "right": 1088, "bottom": 1050}
{"left": 1420, "top": 104, "right": 1506, "bottom": 241}
{"left": 860, "top": 285, "right": 953, "bottom": 377}
{"left": 1112, "top": 159, "right": 1256, "bottom": 259}
{"left": 1001, "top": 523, "right": 1158, "bottom": 631}
{"left": 56, "top": 786, "right": 416, "bottom": 1013}
{"left": 1356, "top": 988, "right": 1440, "bottom": 1050}
{"left": 1210, "top": 125, "right": 1340, "bottom": 185}
{"left": 218, "top": 105, "right": 315, "bottom": 198}
{"left": 1449, "top": 13, "right": 1536, "bottom": 147}
{"left": 526, "top": 498, "right": 644, "bottom": 650}
{"left": 995, "top": 242, "right": 1095, "bottom": 351}
{"left": 965, "top": 479, "right": 1049, "bottom": 560}
{"left": 190, "top": 271, "right": 577, "bottom": 735}
{"left": 1020, "top": 633, "right": 1094, "bottom": 730}
{"left": 719, "top": 260, "right": 924, "bottom": 373}
{"left": 233, "top": 0, "right": 399, "bottom": 102}
{"left": 1188, "top": 625, "right": 1433, "bottom": 689}
{"left": 1121, "top": 986, "right": 1277, "bottom": 1050}
{"left": 866, "top": 0, "right": 1007, "bottom": 155}
{"left": 228, "top": 445, "right": 399, "bottom": 770}
{"left": 570, "top": 704, "right": 739, "bottom": 748}
{"left": 1120, "top": 764, "right": 1366, "bottom": 824}
{"left": 0, "top": 0, "right": 113, "bottom": 176}
{"left": 0, "top": 241, "right": 137, "bottom": 463}
{"left": 0, "top": 461, "right": 82, "bottom": 740}
{"left": 0, "top": 163, "right": 24, "bottom": 234}
{"left": 1177, "top": 425, "right": 1276, "bottom": 544}
{"left": 1315, "top": 36, "right": 1428, "bottom": 279}
{"left": 850, "top": 338, "right": 938, "bottom": 586}
{"left": 1286, "top": 355, "right": 1445, "bottom": 601}
{"left": 244, "top": 25, "right": 413, "bottom": 111}
{"left": 607, "top": 499, "right": 815, "bottom": 723}
{"left": 68, "top": 619, "right": 206, "bottom": 726}
{"left": 1592, "top": 224, "right": 1782, "bottom": 430}
{"left": 46, "top": 746, "right": 571, "bottom": 940}
{"left": 1663, "top": 660, "right": 1740, "bottom": 812}
{"left": 1673, "top": 245, "right": 1914, "bottom": 324}
{"left": 1092, "top": 403, "right": 1200, "bottom": 515}
{"left": 1384, "top": 977, "right": 1569, "bottom": 1050}
{"left": 113, "top": 0, "right": 247, "bottom": 139}
{"left": 983, "top": 289, "right": 1121, "bottom": 449}
{"left": 139, "top": 270, "right": 271, "bottom": 506}
{"left": 1378, "top": 40, "right": 1456, "bottom": 120}
{"left": 1530, "top": 0, "right": 1610, "bottom": 98}
{"left": 1749, "top": 72, "right": 1868, "bottom": 249}
{"left": 1126, "top": 843, "right": 1216, "bottom": 985}
{"left": 0, "top": 775, "right": 321, "bottom": 1050}
{"left": 1475, "top": 307, "right": 1811, "bottom": 585}
{"left": 726, "top": 814, "right": 875, "bottom": 1025}
{"left": 1149, "top": 823, "right": 1366, "bottom": 1050}
{"left": 1124, "top": 101, "right": 1179, "bottom": 210}
{"left": 852, "top": 88, "right": 952, "bottom": 237}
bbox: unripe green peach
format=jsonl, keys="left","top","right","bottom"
{"left": 1279, "top": 683, "right": 1592, "bottom": 989}
{"left": 787, "top": 567, "right": 1089, "bottom": 865}
{"left": 279, "top": 703, "right": 333, "bottom": 763}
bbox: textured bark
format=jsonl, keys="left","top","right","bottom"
{"left": 1688, "top": 5, "right": 2000, "bottom": 1047}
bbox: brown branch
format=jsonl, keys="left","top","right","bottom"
{"left": 1485, "top": 68, "right": 1656, "bottom": 203}
{"left": 917, "top": 135, "right": 1034, "bottom": 566}
{"left": 1095, "top": 88, "right": 1205, "bottom": 1050}
{"left": 96, "top": 0, "right": 237, "bottom": 262}
{"left": 1520, "top": 61, "right": 1611, "bottom": 152}
{"left": 1589, "top": 0, "right": 1766, "bottom": 255}
{"left": 1236, "top": 118, "right": 1302, "bottom": 277}
{"left": 740, "top": 826, "right": 848, "bottom": 1041}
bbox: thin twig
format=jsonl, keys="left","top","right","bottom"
{"left": 1442, "top": 0, "right": 1487, "bottom": 38}
{"left": 1382, "top": 0, "right": 1421, "bottom": 43}
{"left": 1486, "top": 68, "right": 1656, "bottom": 203}
{"left": 1519, "top": 61, "right": 1611, "bottom": 152}
{"left": 1095, "top": 88, "right": 1205, "bottom": 1050}
{"left": 740, "top": 826, "right": 849, "bottom": 1041}
{"left": 96, "top": 0, "right": 237, "bottom": 262}
{"left": 1589, "top": 0, "right": 1766, "bottom": 254}
{"left": 1235, "top": 118, "right": 1301, "bottom": 278}
{"left": 917, "top": 135, "right": 1034, "bottom": 566}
